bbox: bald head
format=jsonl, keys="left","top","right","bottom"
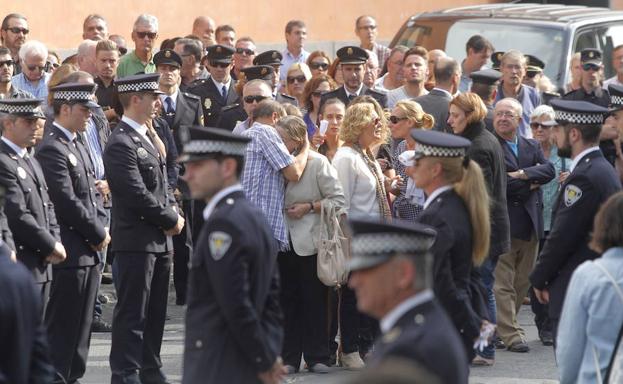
{"left": 192, "top": 16, "right": 216, "bottom": 47}
{"left": 77, "top": 39, "right": 98, "bottom": 75}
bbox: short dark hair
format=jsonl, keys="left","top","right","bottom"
{"left": 215, "top": 24, "right": 235, "bottom": 38}
{"left": 83, "top": 14, "right": 106, "bottom": 30}
{"left": 434, "top": 57, "right": 459, "bottom": 84}
{"left": 404, "top": 46, "right": 428, "bottom": 62}
{"left": 590, "top": 191, "right": 623, "bottom": 253}
{"left": 210, "top": 153, "right": 245, "bottom": 178}
{"left": 465, "top": 35, "right": 494, "bottom": 54}
{"left": 470, "top": 83, "right": 497, "bottom": 104}
{"left": 564, "top": 122, "right": 602, "bottom": 145}
{"left": 1, "top": 13, "right": 26, "bottom": 31}
{"left": 176, "top": 38, "right": 203, "bottom": 61}
{"left": 252, "top": 99, "right": 286, "bottom": 120}
{"left": 160, "top": 37, "right": 180, "bottom": 51}
{"left": 95, "top": 39, "right": 118, "bottom": 55}
{"left": 285, "top": 20, "right": 305, "bottom": 34}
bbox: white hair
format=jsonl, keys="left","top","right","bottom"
{"left": 77, "top": 39, "right": 97, "bottom": 58}
{"left": 133, "top": 14, "right": 158, "bottom": 32}
{"left": 19, "top": 40, "right": 48, "bottom": 62}
{"left": 365, "top": 50, "right": 379, "bottom": 68}
{"left": 497, "top": 97, "right": 523, "bottom": 117}
{"left": 531, "top": 104, "right": 555, "bottom": 121}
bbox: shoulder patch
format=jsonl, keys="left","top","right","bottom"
{"left": 564, "top": 184, "right": 582, "bottom": 207}
{"left": 221, "top": 103, "right": 240, "bottom": 112}
{"left": 209, "top": 231, "right": 232, "bottom": 261}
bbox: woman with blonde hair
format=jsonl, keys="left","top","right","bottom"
{"left": 285, "top": 62, "right": 312, "bottom": 106}
{"left": 409, "top": 129, "right": 493, "bottom": 361}
{"left": 448, "top": 92, "right": 510, "bottom": 365}
{"left": 389, "top": 100, "right": 434, "bottom": 221}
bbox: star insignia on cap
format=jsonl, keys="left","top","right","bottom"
{"left": 589, "top": 51, "right": 594, "bottom": 58}
{"left": 165, "top": 50, "right": 171, "bottom": 58}
{"left": 271, "top": 52, "right": 278, "bottom": 59}
{"left": 347, "top": 47, "right": 353, "bottom": 55}
{"left": 216, "top": 46, "right": 222, "bottom": 53}
{"left": 261, "top": 67, "right": 267, "bottom": 75}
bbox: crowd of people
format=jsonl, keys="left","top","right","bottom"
{"left": 1, "top": 9, "right": 623, "bottom": 384}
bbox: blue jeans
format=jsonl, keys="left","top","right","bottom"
{"left": 477, "top": 256, "right": 497, "bottom": 359}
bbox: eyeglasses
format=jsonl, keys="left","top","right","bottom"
{"left": 26, "top": 63, "right": 49, "bottom": 72}
{"left": 389, "top": 115, "right": 408, "bottom": 124}
{"left": 235, "top": 48, "right": 255, "bottom": 56}
{"left": 47, "top": 61, "right": 59, "bottom": 69}
{"left": 358, "top": 25, "right": 377, "bottom": 31}
{"left": 311, "top": 91, "right": 327, "bottom": 98}
{"left": 310, "top": 62, "right": 329, "bottom": 70}
{"left": 243, "top": 95, "right": 268, "bottom": 104}
{"left": 582, "top": 63, "right": 600, "bottom": 71}
{"left": 209, "top": 61, "right": 230, "bottom": 68}
{"left": 287, "top": 75, "right": 306, "bottom": 84}
{"left": 530, "top": 122, "right": 553, "bottom": 130}
{"left": 0, "top": 60, "right": 14, "bottom": 68}
{"left": 4, "top": 27, "right": 29, "bottom": 35}
{"left": 135, "top": 31, "right": 157, "bottom": 39}
{"left": 494, "top": 111, "right": 517, "bottom": 119}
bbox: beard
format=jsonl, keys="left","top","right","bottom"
{"left": 557, "top": 133, "right": 572, "bottom": 158}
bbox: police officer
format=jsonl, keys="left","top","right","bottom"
{"left": 105, "top": 73, "right": 184, "bottom": 384}
{"left": 154, "top": 48, "right": 203, "bottom": 305}
{"left": 0, "top": 98, "right": 66, "bottom": 314}
{"left": 347, "top": 218, "right": 468, "bottom": 384}
{"left": 218, "top": 66, "right": 275, "bottom": 132}
{"left": 530, "top": 99, "right": 622, "bottom": 340}
{"left": 35, "top": 82, "right": 110, "bottom": 383}
{"left": 320, "top": 46, "right": 387, "bottom": 110}
{"left": 179, "top": 126, "right": 285, "bottom": 384}
{"left": 189, "top": 44, "right": 238, "bottom": 127}
{"left": 469, "top": 69, "right": 502, "bottom": 132}
{"left": 253, "top": 50, "right": 298, "bottom": 106}
{"left": 524, "top": 54, "right": 545, "bottom": 89}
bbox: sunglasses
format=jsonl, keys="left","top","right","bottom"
{"left": 389, "top": 115, "right": 408, "bottom": 124}
{"left": 310, "top": 62, "right": 329, "bottom": 70}
{"left": 235, "top": 48, "right": 255, "bottom": 56}
{"left": 243, "top": 95, "right": 268, "bottom": 104}
{"left": 311, "top": 91, "right": 327, "bottom": 98}
{"left": 287, "top": 75, "right": 306, "bottom": 84}
{"left": 209, "top": 61, "right": 230, "bottom": 68}
{"left": 135, "top": 31, "right": 157, "bottom": 39}
{"left": 0, "top": 59, "right": 14, "bottom": 68}
{"left": 530, "top": 122, "right": 553, "bottom": 130}
{"left": 582, "top": 63, "right": 600, "bottom": 71}
{"left": 5, "top": 27, "right": 28, "bottom": 35}
{"left": 47, "top": 61, "right": 60, "bottom": 69}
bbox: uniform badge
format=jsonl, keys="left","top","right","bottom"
{"left": 382, "top": 327, "right": 401, "bottom": 344}
{"left": 199, "top": 115, "right": 204, "bottom": 126}
{"left": 271, "top": 51, "right": 278, "bottom": 59}
{"left": 17, "top": 166, "right": 27, "bottom": 180}
{"left": 216, "top": 46, "right": 222, "bottom": 53}
{"left": 68, "top": 153, "right": 78, "bottom": 167}
{"left": 564, "top": 184, "right": 582, "bottom": 207}
{"left": 347, "top": 47, "right": 353, "bottom": 55}
{"left": 209, "top": 231, "right": 232, "bottom": 261}
{"left": 261, "top": 67, "right": 268, "bottom": 75}
{"left": 204, "top": 98, "right": 212, "bottom": 110}
{"left": 165, "top": 50, "right": 171, "bottom": 58}
{"left": 137, "top": 147, "right": 149, "bottom": 159}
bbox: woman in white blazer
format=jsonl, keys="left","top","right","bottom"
{"left": 275, "top": 115, "right": 346, "bottom": 374}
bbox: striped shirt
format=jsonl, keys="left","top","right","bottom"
{"left": 83, "top": 119, "right": 105, "bottom": 180}
{"left": 241, "top": 122, "right": 294, "bottom": 251}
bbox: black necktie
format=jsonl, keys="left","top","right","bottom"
{"left": 348, "top": 94, "right": 356, "bottom": 103}
{"left": 221, "top": 85, "right": 228, "bottom": 103}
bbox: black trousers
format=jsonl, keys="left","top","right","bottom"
{"left": 339, "top": 280, "right": 378, "bottom": 355}
{"left": 109, "top": 251, "right": 171, "bottom": 380}
{"left": 37, "top": 280, "right": 51, "bottom": 319}
{"left": 173, "top": 199, "right": 192, "bottom": 305}
{"left": 45, "top": 264, "right": 100, "bottom": 383}
{"left": 277, "top": 251, "right": 330, "bottom": 367}
{"left": 531, "top": 234, "right": 552, "bottom": 334}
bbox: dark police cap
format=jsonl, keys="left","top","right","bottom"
{"left": 241, "top": 65, "right": 274, "bottom": 81}
{"left": 469, "top": 69, "right": 502, "bottom": 85}
{"left": 114, "top": 73, "right": 163, "bottom": 94}
{"left": 336, "top": 46, "right": 369, "bottom": 65}
{"left": 178, "top": 126, "right": 250, "bottom": 163}
{"left": 525, "top": 54, "right": 545, "bottom": 73}
{"left": 581, "top": 48, "right": 602, "bottom": 66}
{"left": 0, "top": 98, "right": 45, "bottom": 119}
{"left": 348, "top": 218, "right": 437, "bottom": 271}
{"left": 154, "top": 49, "right": 182, "bottom": 68}
{"left": 253, "top": 50, "right": 283, "bottom": 66}
{"left": 609, "top": 84, "right": 623, "bottom": 111}
{"left": 205, "top": 44, "right": 235, "bottom": 64}
{"left": 50, "top": 82, "right": 99, "bottom": 109}
{"left": 550, "top": 99, "right": 608, "bottom": 125}
{"left": 410, "top": 130, "right": 471, "bottom": 160}
{"left": 491, "top": 51, "right": 505, "bottom": 71}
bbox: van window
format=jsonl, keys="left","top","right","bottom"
{"left": 395, "top": 19, "right": 454, "bottom": 49}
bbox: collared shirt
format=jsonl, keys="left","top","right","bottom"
{"left": 505, "top": 135, "right": 518, "bottom": 157}
{"left": 116, "top": 50, "right": 155, "bottom": 78}
{"left": 380, "top": 290, "right": 434, "bottom": 333}
{"left": 279, "top": 48, "right": 310, "bottom": 81}
{"left": 459, "top": 60, "right": 487, "bottom": 93}
{"left": 344, "top": 84, "right": 364, "bottom": 99}
{"left": 202, "top": 183, "right": 244, "bottom": 220}
{"left": 1, "top": 136, "right": 27, "bottom": 158}
{"left": 11, "top": 72, "right": 51, "bottom": 105}
{"left": 210, "top": 77, "right": 231, "bottom": 98}
{"left": 569, "top": 146, "right": 600, "bottom": 173}
{"left": 121, "top": 115, "right": 154, "bottom": 148}
{"left": 52, "top": 122, "right": 76, "bottom": 141}
{"left": 240, "top": 122, "right": 295, "bottom": 250}
{"left": 423, "top": 185, "right": 453, "bottom": 210}
{"left": 84, "top": 119, "right": 106, "bottom": 179}
{"left": 94, "top": 77, "right": 115, "bottom": 109}
{"left": 160, "top": 90, "right": 179, "bottom": 112}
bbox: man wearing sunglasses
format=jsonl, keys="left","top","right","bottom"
{"left": 116, "top": 14, "right": 158, "bottom": 78}
{"left": 1, "top": 13, "right": 28, "bottom": 75}
{"left": 253, "top": 50, "right": 298, "bottom": 106}
{"left": 189, "top": 44, "right": 238, "bottom": 127}
{"left": 12, "top": 40, "right": 51, "bottom": 105}
{"left": 0, "top": 46, "right": 33, "bottom": 99}
{"left": 232, "top": 37, "right": 256, "bottom": 80}
{"left": 173, "top": 38, "right": 209, "bottom": 91}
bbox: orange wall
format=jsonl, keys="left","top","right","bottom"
{"left": 1, "top": 0, "right": 498, "bottom": 51}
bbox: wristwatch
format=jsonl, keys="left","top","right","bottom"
{"left": 309, "top": 202, "right": 315, "bottom": 213}
{"left": 518, "top": 169, "right": 525, "bottom": 179}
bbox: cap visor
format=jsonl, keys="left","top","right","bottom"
{"left": 341, "top": 60, "right": 366, "bottom": 65}
{"left": 84, "top": 100, "right": 101, "bottom": 109}
{"left": 347, "top": 255, "right": 390, "bottom": 272}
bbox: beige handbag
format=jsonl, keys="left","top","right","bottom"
{"left": 316, "top": 200, "right": 349, "bottom": 287}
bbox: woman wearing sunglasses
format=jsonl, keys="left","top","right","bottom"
{"left": 306, "top": 51, "right": 332, "bottom": 78}
{"left": 285, "top": 63, "right": 312, "bottom": 107}
{"left": 301, "top": 74, "right": 337, "bottom": 138}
